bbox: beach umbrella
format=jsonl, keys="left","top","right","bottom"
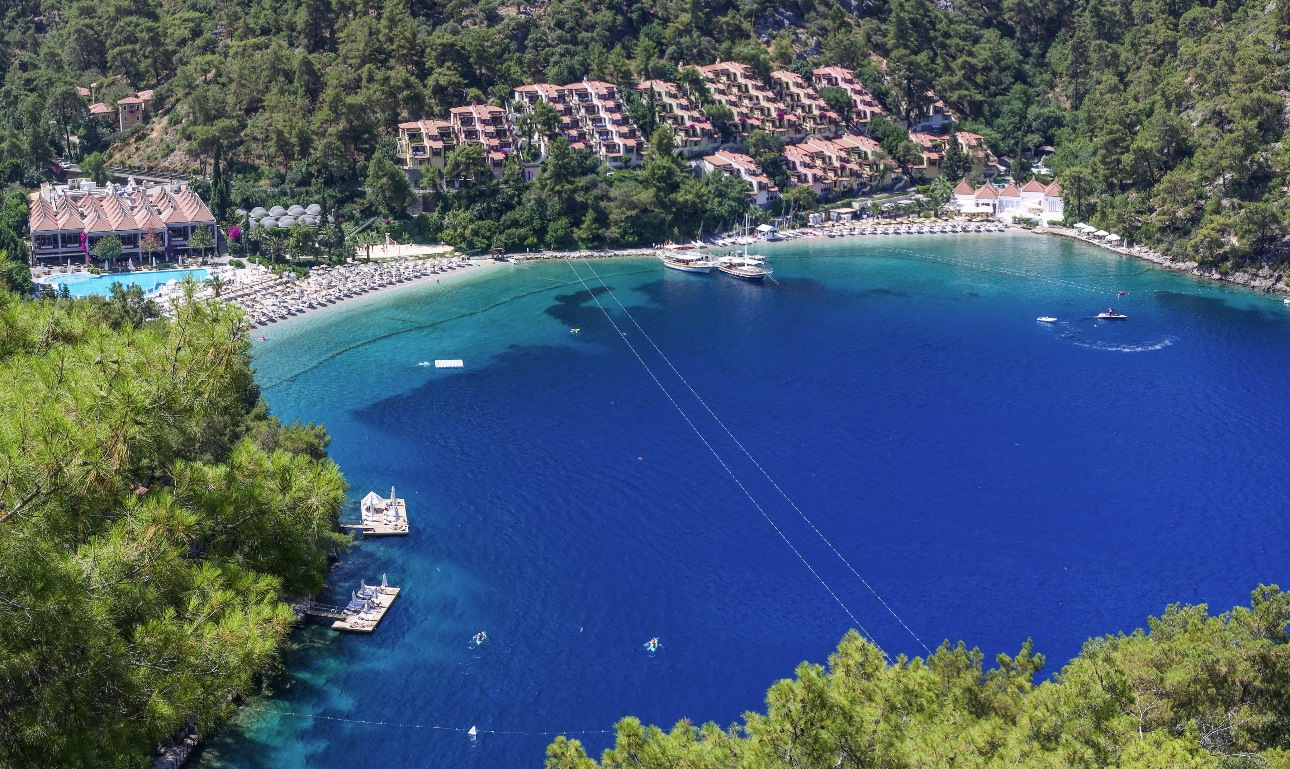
{"left": 1093, "top": 229, "right": 1109, "bottom": 237}
{"left": 1106, "top": 234, "right": 1121, "bottom": 242}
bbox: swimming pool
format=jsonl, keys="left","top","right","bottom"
{"left": 41, "top": 268, "right": 209, "bottom": 298}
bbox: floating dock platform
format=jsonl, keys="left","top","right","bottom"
{"left": 435, "top": 359, "right": 463, "bottom": 368}
{"left": 344, "top": 487, "right": 409, "bottom": 536}
{"left": 331, "top": 584, "right": 401, "bottom": 633}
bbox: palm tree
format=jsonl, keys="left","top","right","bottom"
{"left": 352, "top": 230, "right": 382, "bottom": 262}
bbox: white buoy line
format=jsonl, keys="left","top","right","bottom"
{"left": 269, "top": 709, "right": 615, "bottom": 737}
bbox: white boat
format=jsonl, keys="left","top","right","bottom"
{"left": 1037, "top": 316, "right": 1057, "bottom": 323}
{"left": 1096, "top": 308, "right": 1127, "bottom": 320}
{"left": 717, "top": 254, "right": 771, "bottom": 282}
{"left": 659, "top": 251, "right": 715, "bottom": 273}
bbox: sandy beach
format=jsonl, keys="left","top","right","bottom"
{"left": 186, "top": 256, "right": 502, "bottom": 326}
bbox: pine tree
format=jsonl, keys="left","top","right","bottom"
{"left": 210, "top": 144, "right": 229, "bottom": 223}
{"left": 942, "top": 131, "right": 966, "bottom": 181}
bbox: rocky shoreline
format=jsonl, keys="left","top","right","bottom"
{"left": 1042, "top": 226, "right": 1289, "bottom": 296}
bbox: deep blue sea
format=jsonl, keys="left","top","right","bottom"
{"left": 192, "top": 233, "right": 1290, "bottom": 768}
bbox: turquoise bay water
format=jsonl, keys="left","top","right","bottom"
{"left": 43, "top": 267, "right": 208, "bottom": 297}
{"left": 193, "top": 233, "right": 1290, "bottom": 768}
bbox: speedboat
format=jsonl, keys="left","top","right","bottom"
{"left": 1096, "top": 308, "right": 1127, "bottom": 320}
{"left": 659, "top": 251, "right": 715, "bottom": 273}
{"left": 717, "top": 254, "right": 771, "bottom": 282}
{"left": 1037, "top": 316, "right": 1057, "bottom": 323}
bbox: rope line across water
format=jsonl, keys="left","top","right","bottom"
{"left": 563, "top": 259, "right": 879, "bottom": 649}
{"left": 578, "top": 258, "right": 933, "bottom": 656}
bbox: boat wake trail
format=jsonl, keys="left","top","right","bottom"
{"left": 1057, "top": 332, "right": 1181, "bottom": 353}
{"left": 1062, "top": 333, "right": 1176, "bottom": 352}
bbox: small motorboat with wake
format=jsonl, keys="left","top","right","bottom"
{"left": 716, "top": 253, "right": 771, "bottom": 282}
{"left": 472, "top": 631, "right": 488, "bottom": 646}
{"left": 644, "top": 637, "right": 661, "bottom": 653}
{"left": 1037, "top": 317, "right": 1057, "bottom": 323}
{"left": 1096, "top": 308, "right": 1128, "bottom": 320}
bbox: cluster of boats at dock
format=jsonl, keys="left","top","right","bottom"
{"left": 660, "top": 220, "right": 1013, "bottom": 281}
{"left": 659, "top": 250, "right": 773, "bottom": 281}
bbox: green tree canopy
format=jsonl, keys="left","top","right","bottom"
{"left": 0, "top": 290, "right": 348, "bottom": 767}
{"left": 548, "top": 586, "right": 1290, "bottom": 769}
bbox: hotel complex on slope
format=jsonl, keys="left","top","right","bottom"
{"left": 398, "top": 67, "right": 1015, "bottom": 210}
{"left": 27, "top": 179, "right": 217, "bottom": 265}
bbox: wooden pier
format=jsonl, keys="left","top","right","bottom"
{"left": 331, "top": 586, "right": 400, "bottom": 633}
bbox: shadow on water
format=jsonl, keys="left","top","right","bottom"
{"left": 1154, "top": 290, "right": 1280, "bottom": 323}
{"left": 543, "top": 286, "right": 614, "bottom": 329}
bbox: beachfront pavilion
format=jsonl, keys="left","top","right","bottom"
{"left": 28, "top": 178, "right": 218, "bottom": 267}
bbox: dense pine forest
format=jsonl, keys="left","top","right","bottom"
{"left": 3, "top": 0, "right": 1290, "bottom": 261}
{"left": 0, "top": 287, "right": 349, "bottom": 767}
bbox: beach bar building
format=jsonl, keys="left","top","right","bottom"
{"left": 28, "top": 178, "right": 217, "bottom": 266}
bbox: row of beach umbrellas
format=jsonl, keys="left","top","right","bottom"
{"left": 1073, "top": 222, "right": 1122, "bottom": 242}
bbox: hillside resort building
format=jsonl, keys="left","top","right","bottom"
{"left": 27, "top": 179, "right": 218, "bottom": 266}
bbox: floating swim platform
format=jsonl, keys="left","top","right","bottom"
{"left": 351, "top": 488, "right": 409, "bottom": 536}
{"left": 332, "top": 586, "right": 400, "bottom": 633}
{"left": 435, "top": 359, "right": 464, "bottom": 368}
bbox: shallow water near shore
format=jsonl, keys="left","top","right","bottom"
{"left": 193, "top": 232, "right": 1290, "bottom": 768}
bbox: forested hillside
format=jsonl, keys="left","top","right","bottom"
{"left": 547, "top": 587, "right": 1290, "bottom": 769}
{"left": 4, "top": 0, "right": 1290, "bottom": 259}
{"left": 0, "top": 286, "right": 349, "bottom": 767}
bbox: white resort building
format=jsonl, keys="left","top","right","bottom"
{"left": 27, "top": 179, "right": 218, "bottom": 266}
{"left": 952, "top": 180, "right": 1063, "bottom": 223}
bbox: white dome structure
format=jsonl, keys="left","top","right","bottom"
{"left": 250, "top": 207, "right": 268, "bottom": 217}
{"left": 306, "top": 204, "right": 322, "bottom": 215}
{"left": 287, "top": 205, "right": 306, "bottom": 217}
{"left": 269, "top": 206, "right": 288, "bottom": 217}
{"left": 277, "top": 216, "right": 295, "bottom": 228}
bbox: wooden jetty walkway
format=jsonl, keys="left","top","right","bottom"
{"left": 295, "top": 575, "right": 401, "bottom": 633}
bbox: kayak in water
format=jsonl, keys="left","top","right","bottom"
{"left": 472, "top": 631, "right": 487, "bottom": 646}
